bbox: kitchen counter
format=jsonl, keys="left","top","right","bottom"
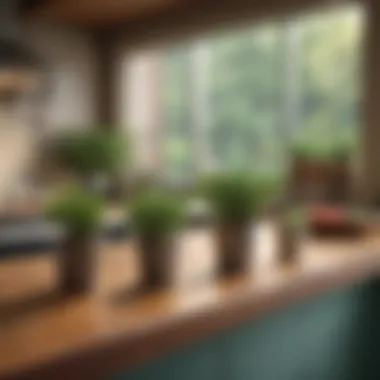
{"left": 1, "top": 224, "right": 380, "bottom": 380}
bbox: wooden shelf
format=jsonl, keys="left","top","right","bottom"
{"left": 1, "top": 224, "right": 380, "bottom": 380}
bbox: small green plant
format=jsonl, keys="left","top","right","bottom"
{"left": 292, "top": 138, "right": 354, "bottom": 163}
{"left": 292, "top": 142, "right": 323, "bottom": 160}
{"left": 200, "top": 172, "right": 270, "bottom": 223}
{"left": 45, "top": 188, "right": 103, "bottom": 233}
{"left": 55, "top": 130, "right": 127, "bottom": 178}
{"left": 329, "top": 139, "right": 355, "bottom": 161}
{"left": 130, "top": 192, "right": 186, "bottom": 237}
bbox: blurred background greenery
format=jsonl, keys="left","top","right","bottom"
{"left": 161, "top": 6, "right": 361, "bottom": 184}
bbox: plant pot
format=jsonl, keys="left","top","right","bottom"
{"left": 138, "top": 235, "right": 175, "bottom": 291}
{"left": 216, "top": 222, "right": 252, "bottom": 277}
{"left": 59, "top": 232, "right": 97, "bottom": 297}
{"left": 328, "top": 161, "right": 350, "bottom": 202}
{"left": 291, "top": 157, "right": 350, "bottom": 203}
{"left": 277, "top": 223, "right": 298, "bottom": 264}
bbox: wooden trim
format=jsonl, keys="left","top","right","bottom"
{"left": 113, "top": 0, "right": 358, "bottom": 50}
{"left": 92, "top": 32, "right": 118, "bottom": 128}
{"left": 24, "top": 0, "right": 181, "bottom": 26}
{"left": 25, "top": 0, "right": 358, "bottom": 31}
{"left": 360, "top": 0, "right": 380, "bottom": 204}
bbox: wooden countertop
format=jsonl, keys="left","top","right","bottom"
{"left": 1, "top": 224, "right": 380, "bottom": 380}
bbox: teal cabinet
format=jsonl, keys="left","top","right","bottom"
{"left": 113, "top": 280, "right": 380, "bottom": 380}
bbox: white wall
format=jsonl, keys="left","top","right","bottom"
{"left": 27, "top": 24, "right": 98, "bottom": 132}
{"left": 117, "top": 49, "right": 165, "bottom": 174}
{"left": 0, "top": 25, "right": 98, "bottom": 208}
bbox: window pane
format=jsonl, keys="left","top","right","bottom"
{"left": 209, "top": 25, "right": 282, "bottom": 174}
{"left": 298, "top": 7, "right": 362, "bottom": 148}
{"left": 127, "top": 5, "right": 362, "bottom": 184}
{"left": 163, "top": 49, "right": 193, "bottom": 182}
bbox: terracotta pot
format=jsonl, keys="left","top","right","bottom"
{"left": 277, "top": 223, "right": 297, "bottom": 264}
{"left": 216, "top": 222, "right": 252, "bottom": 276}
{"left": 59, "top": 232, "right": 97, "bottom": 297}
{"left": 138, "top": 235, "right": 175, "bottom": 291}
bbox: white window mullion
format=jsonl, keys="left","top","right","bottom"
{"left": 189, "top": 41, "right": 214, "bottom": 176}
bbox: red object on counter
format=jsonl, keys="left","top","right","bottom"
{"left": 309, "top": 207, "right": 346, "bottom": 225}
{"left": 308, "top": 206, "right": 364, "bottom": 238}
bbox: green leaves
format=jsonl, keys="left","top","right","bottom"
{"left": 45, "top": 188, "right": 103, "bottom": 233}
{"left": 200, "top": 172, "right": 274, "bottom": 223}
{"left": 130, "top": 192, "right": 185, "bottom": 237}
{"left": 55, "top": 130, "right": 127, "bottom": 177}
{"left": 292, "top": 138, "right": 354, "bottom": 162}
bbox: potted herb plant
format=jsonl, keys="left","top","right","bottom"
{"left": 54, "top": 130, "right": 126, "bottom": 194}
{"left": 45, "top": 188, "right": 103, "bottom": 297}
{"left": 129, "top": 191, "right": 185, "bottom": 291}
{"left": 291, "top": 139, "right": 353, "bottom": 202}
{"left": 201, "top": 172, "right": 266, "bottom": 277}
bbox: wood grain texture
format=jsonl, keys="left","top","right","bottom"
{"left": 114, "top": 0, "right": 357, "bottom": 49}
{"left": 1, "top": 223, "right": 380, "bottom": 380}
{"left": 25, "top": 0, "right": 186, "bottom": 25}
{"left": 24, "top": 0, "right": 356, "bottom": 30}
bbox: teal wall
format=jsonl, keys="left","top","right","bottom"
{"left": 112, "top": 279, "right": 380, "bottom": 380}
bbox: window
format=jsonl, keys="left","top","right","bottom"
{"left": 125, "top": 6, "right": 362, "bottom": 183}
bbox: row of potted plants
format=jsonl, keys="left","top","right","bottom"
{"left": 45, "top": 172, "right": 303, "bottom": 297}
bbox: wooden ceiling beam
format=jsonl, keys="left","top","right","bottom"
{"left": 111, "top": 0, "right": 357, "bottom": 49}
{"left": 24, "top": 0, "right": 191, "bottom": 26}
{"left": 25, "top": 0, "right": 358, "bottom": 47}
{"left": 25, "top": 0, "right": 357, "bottom": 29}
